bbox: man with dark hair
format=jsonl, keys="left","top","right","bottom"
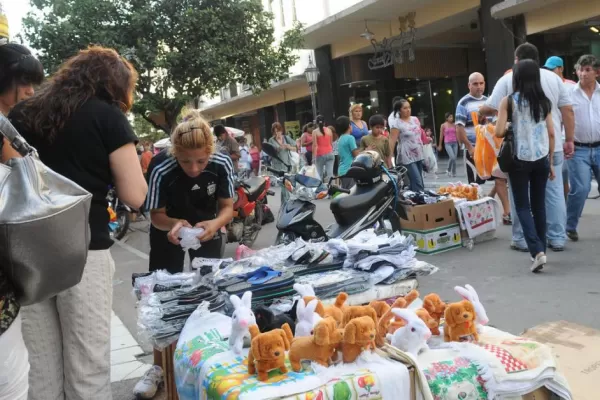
{"left": 565, "top": 54, "right": 600, "bottom": 241}
{"left": 481, "top": 42, "right": 575, "bottom": 252}
{"left": 213, "top": 124, "right": 240, "bottom": 169}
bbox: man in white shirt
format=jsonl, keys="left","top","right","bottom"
{"left": 565, "top": 54, "right": 600, "bottom": 241}
{"left": 481, "top": 43, "right": 575, "bottom": 252}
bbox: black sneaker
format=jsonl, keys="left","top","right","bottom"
{"left": 510, "top": 242, "right": 529, "bottom": 252}
{"left": 548, "top": 243, "right": 564, "bottom": 252}
{"left": 566, "top": 231, "right": 579, "bottom": 242}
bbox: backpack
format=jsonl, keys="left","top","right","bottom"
{"left": 473, "top": 113, "right": 504, "bottom": 180}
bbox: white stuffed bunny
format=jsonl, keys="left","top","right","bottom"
{"left": 293, "top": 283, "right": 315, "bottom": 297}
{"left": 229, "top": 291, "right": 256, "bottom": 355}
{"left": 295, "top": 298, "right": 322, "bottom": 337}
{"left": 454, "top": 284, "right": 489, "bottom": 331}
{"left": 386, "top": 308, "right": 431, "bottom": 356}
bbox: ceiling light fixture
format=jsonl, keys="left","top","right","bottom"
{"left": 591, "top": 26, "right": 599, "bottom": 33}
{"left": 360, "top": 21, "right": 375, "bottom": 40}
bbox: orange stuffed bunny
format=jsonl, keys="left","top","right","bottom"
{"left": 248, "top": 325, "right": 291, "bottom": 381}
{"left": 285, "top": 317, "right": 343, "bottom": 372}
{"left": 341, "top": 316, "right": 376, "bottom": 363}
{"left": 422, "top": 293, "right": 447, "bottom": 335}
{"left": 443, "top": 300, "right": 479, "bottom": 343}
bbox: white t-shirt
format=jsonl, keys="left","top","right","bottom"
{"left": 486, "top": 69, "right": 572, "bottom": 153}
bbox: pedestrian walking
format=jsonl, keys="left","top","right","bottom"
{"left": 0, "top": 41, "right": 43, "bottom": 400}
{"left": 9, "top": 46, "right": 148, "bottom": 400}
{"left": 389, "top": 98, "right": 425, "bottom": 191}
{"left": 335, "top": 116, "right": 360, "bottom": 189}
{"left": 565, "top": 54, "right": 600, "bottom": 242}
{"left": 495, "top": 59, "right": 556, "bottom": 272}
{"left": 312, "top": 115, "right": 335, "bottom": 183}
{"left": 438, "top": 112, "right": 458, "bottom": 177}
{"left": 349, "top": 104, "right": 369, "bottom": 147}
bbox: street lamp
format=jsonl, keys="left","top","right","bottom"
{"left": 304, "top": 55, "right": 320, "bottom": 123}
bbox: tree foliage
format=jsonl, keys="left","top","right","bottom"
{"left": 23, "top": 0, "right": 304, "bottom": 132}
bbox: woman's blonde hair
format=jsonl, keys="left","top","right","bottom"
{"left": 349, "top": 103, "right": 363, "bottom": 116}
{"left": 169, "top": 109, "right": 214, "bottom": 156}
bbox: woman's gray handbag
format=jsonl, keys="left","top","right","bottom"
{"left": 0, "top": 115, "right": 92, "bottom": 305}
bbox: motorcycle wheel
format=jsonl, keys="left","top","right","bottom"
{"left": 112, "top": 210, "right": 130, "bottom": 240}
{"left": 240, "top": 201, "right": 265, "bottom": 248}
{"left": 275, "top": 231, "right": 297, "bottom": 245}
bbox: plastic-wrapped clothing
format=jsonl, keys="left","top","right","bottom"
{"left": 473, "top": 120, "right": 503, "bottom": 180}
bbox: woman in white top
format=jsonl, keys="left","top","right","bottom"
{"left": 495, "top": 60, "right": 555, "bottom": 273}
{"left": 388, "top": 98, "right": 425, "bottom": 191}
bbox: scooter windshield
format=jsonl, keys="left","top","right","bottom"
{"left": 295, "top": 175, "right": 321, "bottom": 188}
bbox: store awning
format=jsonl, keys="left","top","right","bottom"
{"left": 490, "top": 0, "right": 562, "bottom": 19}
{"left": 199, "top": 75, "right": 309, "bottom": 121}
{"left": 302, "top": 0, "right": 480, "bottom": 59}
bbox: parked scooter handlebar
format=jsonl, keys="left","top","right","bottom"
{"left": 266, "top": 167, "right": 286, "bottom": 177}
{"left": 328, "top": 185, "right": 350, "bottom": 195}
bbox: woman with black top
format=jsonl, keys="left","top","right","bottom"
{"left": 9, "top": 46, "right": 147, "bottom": 400}
{"left": 0, "top": 42, "right": 43, "bottom": 400}
{"left": 136, "top": 110, "right": 234, "bottom": 398}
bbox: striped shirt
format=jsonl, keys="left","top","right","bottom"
{"left": 144, "top": 150, "right": 234, "bottom": 224}
{"left": 455, "top": 94, "right": 488, "bottom": 145}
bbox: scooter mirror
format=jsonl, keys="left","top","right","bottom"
{"left": 261, "top": 142, "right": 291, "bottom": 170}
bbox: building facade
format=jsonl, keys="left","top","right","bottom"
{"left": 199, "top": 0, "right": 600, "bottom": 145}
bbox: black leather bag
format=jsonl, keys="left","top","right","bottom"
{"left": 497, "top": 96, "right": 516, "bottom": 173}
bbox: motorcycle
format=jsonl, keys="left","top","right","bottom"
{"left": 261, "top": 143, "right": 408, "bottom": 245}
{"left": 226, "top": 173, "right": 274, "bottom": 247}
{"left": 107, "top": 187, "right": 132, "bottom": 240}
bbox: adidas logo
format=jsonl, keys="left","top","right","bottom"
{"left": 191, "top": 184, "right": 201, "bottom": 191}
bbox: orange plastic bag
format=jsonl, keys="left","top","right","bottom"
{"left": 472, "top": 112, "right": 503, "bottom": 180}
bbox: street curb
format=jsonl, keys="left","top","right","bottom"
{"left": 113, "top": 238, "right": 149, "bottom": 260}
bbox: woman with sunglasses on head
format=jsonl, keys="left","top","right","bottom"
{"left": 9, "top": 46, "right": 147, "bottom": 400}
{"left": 137, "top": 109, "right": 234, "bottom": 399}
{"left": 0, "top": 41, "right": 43, "bottom": 400}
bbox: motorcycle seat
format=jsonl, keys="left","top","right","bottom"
{"left": 330, "top": 180, "right": 389, "bottom": 226}
{"left": 242, "top": 176, "right": 267, "bottom": 202}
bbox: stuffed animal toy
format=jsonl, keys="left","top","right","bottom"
{"left": 229, "top": 292, "right": 256, "bottom": 355}
{"left": 285, "top": 317, "right": 343, "bottom": 372}
{"left": 295, "top": 298, "right": 322, "bottom": 337}
{"left": 302, "top": 292, "right": 348, "bottom": 327}
{"left": 423, "top": 293, "right": 447, "bottom": 327}
{"left": 341, "top": 316, "right": 376, "bottom": 363}
{"left": 254, "top": 305, "right": 296, "bottom": 335}
{"left": 386, "top": 308, "right": 431, "bottom": 356}
{"left": 443, "top": 300, "right": 479, "bottom": 343}
{"left": 248, "top": 325, "right": 290, "bottom": 381}
{"left": 342, "top": 304, "right": 378, "bottom": 327}
{"left": 454, "top": 284, "right": 489, "bottom": 330}
{"left": 385, "top": 290, "right": 420, "bottom": 334}
{"left": 369, "top": 300, "right": 390, "bottom": 319}
{"left": 415, "top": 308, "right": 439, "bottom": 335}
{"left": 375, "top": 296, "right": 413, "bottom": 347}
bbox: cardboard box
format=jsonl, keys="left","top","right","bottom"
{"left": 403, "top": 223, "right": 462, "bottom": 254}
{"left": 522, "top": 321, "right": 600, "bottom": 400}
{"left": 401, "top": 199, "right": 458, "bottom": 231}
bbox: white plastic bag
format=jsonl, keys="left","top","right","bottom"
{"left": 179, "top": 227, "right": 204, "bottom": 251}
{"left": 423, "top": 143, "right": 438, "bottom": 173}
{"left": 290, "top": 151, "right": 300, "bottom": 168}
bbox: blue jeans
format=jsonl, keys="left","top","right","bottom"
{"left": 508, "top": 157, "right": 550, "bottom": 258}
{"left": 444, "top": 142, "right": 458, "bottom": 175}
{"left": 405, "top": 160, "right": 424, "bottom": 192}
{"left": 315, "top": 152, "right": 335, "bottom": 183}
{"left": 510, "top": 152, "right": 566, "bottom": 248}
{"left": 566, "top": 146, "right": 600, "bottom": 232}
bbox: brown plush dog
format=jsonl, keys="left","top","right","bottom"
{"left": 423, "top": 293, "right": 447, "bottom": 335}
{"left": 382, "top": 290, "right": 420, "bottom": 335}
{"left": 342, "top": 304, "right": 378, "bottom": 327}
{"left": 303, "top": 292, "right": 348, "bottom": 327}
{"left": 285, "top": 317, "right": 343, "bottom": 372}
{"left": 415, "top": 308, "right": 439, "bottom": 335}
{"left": 443, "top": 300, "right": 479, "bottom": 343}
{"left": 341, "top": 316, "right": 376, "bottom": 363}
{"left": 369, "top": 300, "right": 390, "bottom": 320}
{"left": 248, "top": 325, "right": 291, "bottom": 381}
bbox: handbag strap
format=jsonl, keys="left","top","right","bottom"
{"left": 0, "top": 114, "right": 34, "bottom": 156}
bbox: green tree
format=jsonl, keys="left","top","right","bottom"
{"left": 23, "top": 0, "right": 303, "bottom": 132}
{"left": 132, "top": 114, "right": 167, "bottom": 144}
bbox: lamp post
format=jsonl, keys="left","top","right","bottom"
{"left": 304, "top": 55, "right": 320, "bottom": 123}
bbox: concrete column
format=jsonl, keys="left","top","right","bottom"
{"left": 314, "top": 45, "right": 337, "bottom": 126}
{"left": 592, "top": 41, "right": 600, "bottom": 58}
{"left": 479, "top": 0, "right": 526, "bottom": 90}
